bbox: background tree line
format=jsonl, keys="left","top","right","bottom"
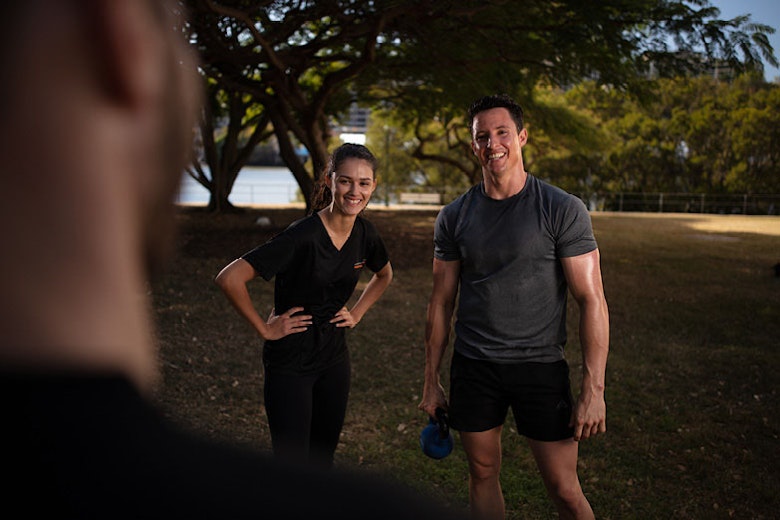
{"left": 367, "top": 73, "right": 780, "bottom": 203}
{"left": 179, "top": 0, "right": 777, "bottom": 212}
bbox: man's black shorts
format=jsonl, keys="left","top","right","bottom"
{"left": 448, "top": 351, "right": 575, "bottom": 442}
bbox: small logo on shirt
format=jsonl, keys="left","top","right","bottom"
{"left": 353, "top": 259, "right": 366, "bottom": 269}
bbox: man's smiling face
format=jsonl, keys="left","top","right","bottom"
{"left": 471, "top": 107, "right": 527, "bottom": 177}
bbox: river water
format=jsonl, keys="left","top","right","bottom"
{"left": 177, "top": 166, "right": 300, "bottom": 205}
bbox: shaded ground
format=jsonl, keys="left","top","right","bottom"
{"left": 150, "top": 207, "right": 780, "bottom": 519}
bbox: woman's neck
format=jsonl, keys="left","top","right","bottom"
{"left": 317, "top": 208, "right": 356, "bottom": 250}
{"left": 318, "top": 207, "right": 356, "bottom": 233}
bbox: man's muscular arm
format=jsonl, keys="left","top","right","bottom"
{"left": 419, "top": 258, "right": 460, "bottom": 418}
{"left": 561, "top": 248, "right": 610, "bottom": 441}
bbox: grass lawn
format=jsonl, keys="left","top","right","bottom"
{"left": 152, "top": 208, "right": 780, "bottom": 519}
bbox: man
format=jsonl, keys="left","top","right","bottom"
{"left": 419, "top": 94, "right": 609, "bottom": 519}
{"left": 0, "top": 1, "right": 460, "bottom": 517}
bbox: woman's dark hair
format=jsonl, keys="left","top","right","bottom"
{"left": 467, "top": 94, "right": 524, "bottom": 134}
{"left": 310, "top": 143, "right": 378, "bottom": 213}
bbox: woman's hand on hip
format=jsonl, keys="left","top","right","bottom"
{"left": 263, "top": 307, "right": 312, "bottom": 340}
{"left": 330, "top": 306, "right": 358, "bottom": 329}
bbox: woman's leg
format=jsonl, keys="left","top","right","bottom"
{"left": 309, "top": 356, "right": 351, "bottom": 469}
{"left": 263, "top": 369, "right": 315, "bottom": 464}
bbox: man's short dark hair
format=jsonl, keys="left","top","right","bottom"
{"left": 467, "top": 94, "right": 524, "bottom": 134}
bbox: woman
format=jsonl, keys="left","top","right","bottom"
{"left": 215, "top": 143, "right": 393, "bottom": 468}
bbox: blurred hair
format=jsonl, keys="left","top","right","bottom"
{"left": 0, "top": 4, "right": 28, "bottom": 106}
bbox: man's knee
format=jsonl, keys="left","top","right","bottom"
{"left": 545, "top": 477, "right": 588, "bottom": 513}
{"left": 466, "top": 454, "right": 501, "bottom": 482}
{"left": 549, "top": 478, "right": 580, "bottom": 499}
{"left": 461, "top": 427, "right": 503, "bottom": 482}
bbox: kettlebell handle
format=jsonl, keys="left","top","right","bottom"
{"left": 434, "top": 407, "right": 450, "bottom": 439}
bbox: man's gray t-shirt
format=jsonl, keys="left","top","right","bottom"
{"left": 434, "top": 175, "right": 597, "bottom": 363}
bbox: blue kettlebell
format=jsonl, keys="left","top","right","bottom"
{"left": 420, "top": 407, "right": 453, "bottom": 459}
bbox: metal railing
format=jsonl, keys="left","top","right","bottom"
{"left": 384, "top": 188, "right": 780, "bottom": 215}
{"left": 579, "top": 192, "right": 780, "bottom": 215}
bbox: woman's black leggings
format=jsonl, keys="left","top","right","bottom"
{"left": 263, "top": 356, "right": 351, "bottom": 469}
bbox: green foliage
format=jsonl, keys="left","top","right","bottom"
{"left": 365, "top": 108, "right": 474, "bottom": 201}
{"left": 536, "top": 74, "right": 780, "bottom": 195}
{"left": 522, "top": 87, "right": 611, "bottom": 194}
{"left": 727, "top": 83, "right": 780, "bottom": 192}
{"left": 182, "top": 0, "right": 777, "bottom": 211}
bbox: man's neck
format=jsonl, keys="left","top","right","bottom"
{"left": 0, "top": 159, "right": 159, "bottom": 394}
{"left": 482, "top": 167, "right": 528, "bottom": 200}
{"left": 0, "top": 265, "right": 159, "bottom": 392}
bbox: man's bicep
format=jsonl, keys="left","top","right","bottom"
{"left": 431, "top": 258, "right": 460, "bottom": 304}
{"left": 560, "top": 249, "right": 604, "bottom": 301}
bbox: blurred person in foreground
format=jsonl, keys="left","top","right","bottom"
{"left": 419, "top": 94, "right": 610, "bottom": 519}
{"left": 0, "top": 1, "right": 462, "bottom": 518}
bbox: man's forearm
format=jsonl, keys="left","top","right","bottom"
{"left": 423, "top": 301, "right": 454, "bottom": 385}
{"left": 579, "top": 296, "right": 609, "bottom": 393}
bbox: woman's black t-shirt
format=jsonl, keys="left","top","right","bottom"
{"left": 242, "top": 214, "right": 389, "bottom": 374}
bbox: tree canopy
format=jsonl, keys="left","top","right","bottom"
{"left": 182, "top": 0, "right": 777, "bottom": 211}
{"left": 529, "top": 74, "right": 780, "bottom": 198}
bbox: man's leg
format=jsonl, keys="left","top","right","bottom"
{"left": 527, "top": 438, "right": 594, "bottom": 520}
{"left": 460, "top": 426, "right": 504, "bottom": 520}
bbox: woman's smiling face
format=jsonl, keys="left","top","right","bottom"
{"left": 329, "top": 157, "right": 376, "bottom": 215}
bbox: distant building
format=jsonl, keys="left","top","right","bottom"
{"left": 245, "top": 103, "right": 372, "bottom": 165}
{"left": 247, "top": 135, "right": 287, "bottom": 166}
{"left": 333, "top": 103, "right": 370, "bottom": 144}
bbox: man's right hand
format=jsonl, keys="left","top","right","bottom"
{"left": 418, "top": 382, "right": 448, "bottom": 419}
